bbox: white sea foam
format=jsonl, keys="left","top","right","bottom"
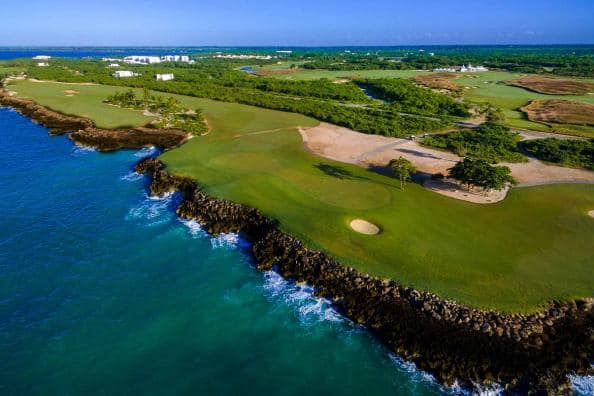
{"left": 210, "top": 232, "right": 251, "bottom": 249}
{"left": 126, "top": 193, "right": 173, "bottom": 226}
{"left": 262, "top": 270, "right": 343, "bottom": 324}
{"left": 570, "top": 373, "right": 594, "bottom": 395}
{"left": 179, "top": 218, "right": 205, "bottom": 238}
{"left": 134, "top": 146, "right": 158, "bottom": 158}
{"left": 148, "top": 191, "right": 173, "bottom": 200}
{"left": 120, "top": 171, "right": 143, "bottom": 182}
{"left": 71, "top": 144, "right": 95, "bottom": 156}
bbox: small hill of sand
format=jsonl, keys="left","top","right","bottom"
{"left": 350, "top": 219, "right": 380, "bottom": 235}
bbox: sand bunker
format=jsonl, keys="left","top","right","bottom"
{"left": 588, "top": 210, "right": 594, "bottom": 218}
{"left": 350, "top": 219, "right": 380, "bottom": 235}
{"left": 64, "top": 90, "right": 78, "bottom": 97}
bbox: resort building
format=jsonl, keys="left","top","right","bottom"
{"left": 155, "top": 73, "right": 175, "bottom": 81}
{"left": 460, "top": 64, "right": 488, "bottom": 72}
{"left": 32, "top": 55, "right": 51, "bottom": 60}
{"left": 112, "top": 70, "right": 137, "bottom": 78}
{"left": 36, "top": 62, "right": 49, "bottom": 67}
{"left": 121, "top": 55, "right": 193, "bottom": 65}
{"left": 433, "top": 67, "right": 457, "bottom": 73}
{"left": 108, "top": 63, "right": 120, "bottom": 68}
{"left": 124, "top": 56, "right": 162, "bottom": 65}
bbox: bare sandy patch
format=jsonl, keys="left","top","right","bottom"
{"left": 64, "top": 89, "right": 78, "bottom": 97}
{"left": 424, "top": 179, "right": 510, "bottom": 204}
{"left": 588, "top": 210, "right": 594, "bottom": 218}
{"left": 350, "top": 219, "right": 380, "bottom": 235}
{"left": 299, "top": 123, "right": 594, "bottom": 203}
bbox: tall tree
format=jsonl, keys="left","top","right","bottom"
{"left": 389, "top": 156, "right": 416, "bottom": 190}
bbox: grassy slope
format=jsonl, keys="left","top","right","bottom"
{"left": 7, "top": 80, "right": 594, "bottom": 313}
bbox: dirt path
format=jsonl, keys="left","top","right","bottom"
{"left": 299, "top": 122, "right": 594, "bottom": 203}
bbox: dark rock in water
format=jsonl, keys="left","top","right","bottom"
{"left": 136, "top": 158, "right": 594, "bottom": 394}
{"left": 0, "top": 89, "right": 189, "bottom": 151}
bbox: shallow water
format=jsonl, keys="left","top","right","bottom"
{"left": 0, "top": 109, "right": 590, "bottom": 395}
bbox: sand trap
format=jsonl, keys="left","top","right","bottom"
{"left": 350, "top": 219, "right": 380, "bottom": 235}
{"left": 588, "top": 210, "right": 594, "bottom": 218}
{"left": 64, "top": 90, "right": 78, "bottom": 97}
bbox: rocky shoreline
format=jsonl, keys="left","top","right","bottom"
{"left": 0, "top": 88, "right": 190, "bottom": 151}
{"left": 137, "top": 157, "right": 593, "bottom": 394}
{"left": 2, "top": 89, "right": 592, "bottom": 393}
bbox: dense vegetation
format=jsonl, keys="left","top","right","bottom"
{"left": 521, "top": 138, "right": 594, "bottom": 170}
{"left": 294, "top": 46, "right": 594, "bottom": 77}
{"left": 106, "top": 89, "right": 208, "bottom": 134}
{"left": 359, "top": 78, "right": 469, "bottom": 117}
{"left": 448, "top": 158, "right": 515, "bottom": 190}
{"left": 422, "top": 123, "right": 526, "bottom": 163}
{"left": 7, "top": 58, "right": 451, "bottom": 136}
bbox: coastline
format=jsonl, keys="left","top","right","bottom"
{"left": 2, "top": 88, "right": 593, "bottom": 393}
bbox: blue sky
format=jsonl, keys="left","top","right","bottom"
{"left": 3, "top": 0, "right": 594, "bottom": 46}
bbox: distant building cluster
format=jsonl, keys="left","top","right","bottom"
{"left": 102, "top": 55, "right": 193, "bottom": 66}
{"left": 32, "top": 55, "right": 51, "bottom": 60}
{"left": 212, "top": 54, "right": 274, "bottom": 60}
{"left": 433, "top": 64, "right": 488, "bottom": 73}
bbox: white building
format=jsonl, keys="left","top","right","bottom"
{"left": 160, "top": 55, "right": 190, "bottom": 62}
{"left": 108, "top": 63, "right": 120, "bottom": 68}
{"left": 33, "top": 55, "right": 51, "bottom": 60}
{"left": 433, "top": 67, "right": 457, "bottom": 73}
{"left": 112, "top": 70, "right": 137, "bottom": 78}
{"left": 460, "top": 64, "right": 488, "bottom": 73}
{"left": 155, "top": 73, "right": 174, "bottom": 81}
{"left": 123, "top": 56, "right": 162, "bottom": 65}
{"left": 36, "top": 62, "right": 49, "bottom": 67}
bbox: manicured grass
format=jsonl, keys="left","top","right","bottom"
{"left": 455, "top": 71, "right": 594, "bottom": 137}
{"left": 7, "top": 80, "right": 154, "bottom": 129}
{"left": 253, "top": 65, "right": 429, "bottom": 81}
{"left": 9, "top": 80, "right": 594, "bottom": 313}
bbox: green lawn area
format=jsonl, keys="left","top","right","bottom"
{"left": 7, "top": 79, "right": 594, "bottom": 313}
{"left": 454, "top": 71, "right": 594, "bottom": 137}
{"left": 249, "top": 63, "right": 429, "bottom": 81}
{"left": 7, "top": 80, "right": 154, "bottom": 129}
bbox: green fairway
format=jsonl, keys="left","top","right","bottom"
{"left": 8, "top": 80, "right": 155, "bottom": 129}
{"left": 249, "top": 63, "right": 429, "bottom": 81}
{"left": 453, "top": 71, "right": 594, "bottom": 137}
{"left": 8, "top": 80, "right": 594, "bottom": 313}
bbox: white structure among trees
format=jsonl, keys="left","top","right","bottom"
{"left": 155, "top": 73, "right": 175, "bottom": 81}
{"left": 112, "top": 70, "right": 138, "bottom": 78}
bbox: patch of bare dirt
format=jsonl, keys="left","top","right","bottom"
{"left": 521, "top": 99, "right": 594, "bottom": 126}
{"left": 508, "top": 76, "right": 594, "bottom": 95}
{"left": 414, "top": 73, "right": 461, "bottom": 92}
{"left": 299, "top": 122, "right": 594, "bottom": 203}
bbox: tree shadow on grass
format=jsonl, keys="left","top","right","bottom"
{"left": 315, "top": 163, "right": 357, "bottom": 179}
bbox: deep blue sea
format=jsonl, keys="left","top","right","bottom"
{"left": 0, "top": 49, "right": 592, "bottom": 395}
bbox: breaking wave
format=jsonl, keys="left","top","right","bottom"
{"left": 262, "top": 270, "right": 343, "bottom": 324}
{"left": 126, "top": 192, "right": 175, "bottom": 226}
{"left": 569, "top": 373, "right": 594, "bottom": 395}
{"left": 134, "top": 146, "right": 159, "bottom": 158}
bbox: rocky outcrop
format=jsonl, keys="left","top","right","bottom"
{"left": 137, "top": 157, "right": 593, "bottom": 394}
{"left": 0, "top": 89, "right": 189, "bottom": 150}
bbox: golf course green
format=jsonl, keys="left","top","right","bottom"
{"left": 7, "top": 79, "right": 594, "bottom": 313}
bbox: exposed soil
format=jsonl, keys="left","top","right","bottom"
{"left": 521, "top": 99, "right": 594, "bottom": 126}
{"left": 299, "top": 122, "right": 594, "bottom": 203}
{"left": 508, "top": 76, "right": 594, "bottom": 95}
{"left": 414, "top": 73, "right": 461, "bottom": 92}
